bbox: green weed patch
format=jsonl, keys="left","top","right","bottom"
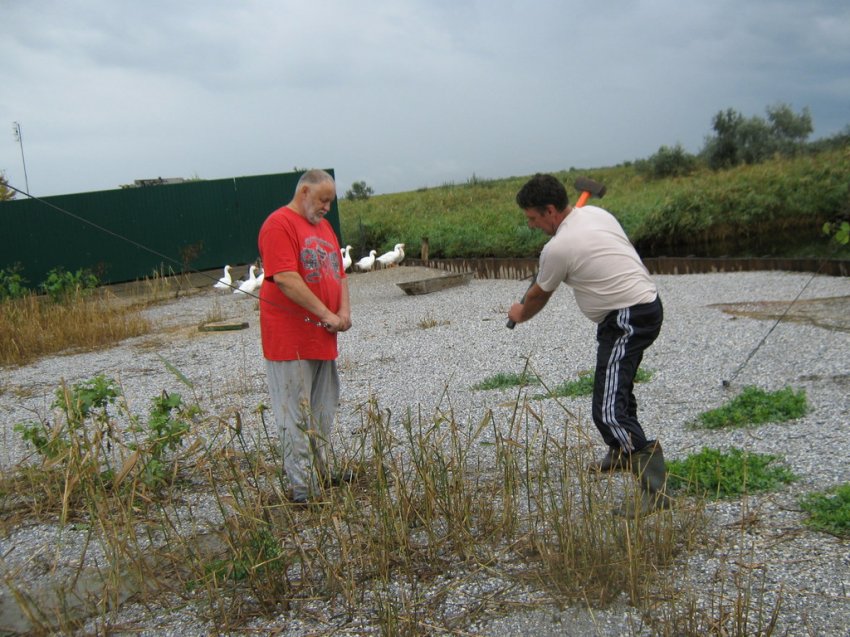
{"left": 667, "top": 447, "right": 797, "bottom": 499}
{"left": 800, "top": 483, "right": 850, "bottom": 538}
{"left": 471, "top": 371, "right": 541, "bottom": 391}
{"left": 693, "top": 386, "right": 807, "bottom": 429}
{"left": 536, "top": 368, "right": 653, "bottom": 399}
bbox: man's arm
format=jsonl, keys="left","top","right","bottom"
{"left": 336, "top": 279, "right": 351, "bottom": 332}
{"left": 273, "top": 271, "right": 350, "bottom": 332}
{"left": 507, "top": 283, "right": 554, "bottom": 325}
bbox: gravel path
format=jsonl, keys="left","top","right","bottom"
{"left": 1, "top": 267, "right": 849, "bottom": 636}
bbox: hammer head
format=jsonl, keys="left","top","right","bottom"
{"left": 574, "top": 177, "right": 606, "bottom": 199}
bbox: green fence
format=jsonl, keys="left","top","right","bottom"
{"left": 0, "top": 170, "right": 342, "bottom": 286}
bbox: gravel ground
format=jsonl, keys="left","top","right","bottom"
{"left": 1, "top": 266, "right": 849, "bottom": 636}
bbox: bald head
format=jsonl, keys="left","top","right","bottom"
{"left": 291, "top": 169, "right": 337, "bottom": 225}
{"left": 296, "top": 169, "right": 335, "bottom": 190}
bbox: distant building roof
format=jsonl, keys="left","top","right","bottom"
{"left": 120, "top": 177, "right": 186, "bottom": 188}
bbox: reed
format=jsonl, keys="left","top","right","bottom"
{"left": 0, "top": 290, "right": 150, "bottom": 366}
{"left": 1, "top": 372, "right": 793, "bottom": 635}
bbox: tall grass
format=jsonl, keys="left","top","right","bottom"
{"left": 631, "top": 148, "right": 850, "bottom": 256}
{"left": 0, "top": 291, "right": 150, "bottom": 366}
{"left": 339, "top": 148, "right": 850, "bottom": 260}
{"left": 3, "top": 371, "right": 792, "bottom": 635}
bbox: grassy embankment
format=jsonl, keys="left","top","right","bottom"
{"left": 339, "top": 146, "right": 850, "bottom": 261}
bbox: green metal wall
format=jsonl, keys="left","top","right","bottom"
{"left": 0, "top": 170, "right": 342, "bottom": 286}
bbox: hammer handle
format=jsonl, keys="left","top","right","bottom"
{"left": 506, "top": 273, "right": 537, "bottom": 329}
{"left": 575, "top": 190, "right": 591, "bottom": 207}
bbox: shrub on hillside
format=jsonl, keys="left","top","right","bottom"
{"left": 637, "top": 144, "right": 699, "bottom": 179}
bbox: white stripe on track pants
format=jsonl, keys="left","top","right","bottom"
{"left": 591, "top": 296, "right": 663, "bottom": 454}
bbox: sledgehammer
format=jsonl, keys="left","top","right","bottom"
{"left": 506, "top": 177, "right": 606, "bottom": 329}
{"left": 573, "top": 176, "right": 607, "bottom": 207}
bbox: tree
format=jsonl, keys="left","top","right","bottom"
{"left": 703, "top": 108, "right": 745, "bottom": 170}
{"left": 767, "top": 103, "right": 813, "bottom": 155}
{"left": 701, "top": 103, "right": 813, "bottom": 170}
{"left": 0, "top": 171, "right": 16, "bottom": 201}
{"left": 345, "top": 180, "right": 374, "bottom": 201}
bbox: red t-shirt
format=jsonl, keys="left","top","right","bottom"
{"left": 258, "top": 206, "right": 345, "bottom": 361}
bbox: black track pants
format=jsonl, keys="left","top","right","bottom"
{"left": 591, "top": 296, "right": 663, "bottom": 454}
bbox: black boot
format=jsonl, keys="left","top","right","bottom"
{"left": 588, "top": 446, "right": 630, "bottom": 473}
{"left": 613, "top": 442, "right": 672, "bottom": 518}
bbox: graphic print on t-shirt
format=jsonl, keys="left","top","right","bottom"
{"left": 301, "top": 236, "right": 342, "bottom": 283}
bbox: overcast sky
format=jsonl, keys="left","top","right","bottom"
{"left": 2, "top": 0, "right": 849, "bottom": 199}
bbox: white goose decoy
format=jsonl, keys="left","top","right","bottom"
{"left": 376, "top": 243, "right": 405, "bottom": 268}
{"left": 213, "top": 265, "right": 232, "bottom": 290}
{"left": 341, "top": 245, "right": 352, "bottom": 272}
{"left": 234, "top": 265, "right": 258, "bottom": 296}
{"left": 354, "top": 249, "right": 377, "bottom": 272}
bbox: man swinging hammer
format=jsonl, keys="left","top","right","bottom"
{"left": 507, "top": 173, "right": 671, "bottom": 517}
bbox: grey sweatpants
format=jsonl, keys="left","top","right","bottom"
{"left": 265, "top": 359, "right": 340, "bottom": 499}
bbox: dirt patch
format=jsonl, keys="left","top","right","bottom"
{"left": 711, "top": 295, "right": 850, "bottom": 333}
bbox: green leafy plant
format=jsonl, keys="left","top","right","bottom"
{"left": 14, "top": 375, "right": 120, "bottom": 462}
{"left": 14, "top": 373, "right": 199, "bottom": 507}
{"left": 536, "top": 368, "right": 653, "bottom": 399}
{"left": 132, "top": 391, "right": 198, "bottom": 488}
{"left": 14, "top": 374, "right": 124, "bottom": 513}
{"left": 40, "top": 267, "right": 99, "bottom": 303}
{"left": 667, "top": 447, "right": 797, "bottom": 498}
{"left": 13, "top": 419, "right": 66, "bottom": 460}
{"left": 693, "top": 386, "right": 807, "bottom": 429}
{"left": 54, "top": 374, "right": 121, "bottom": 426}
{"left": 472, "top": 371, "right": 541, "bottom": 390}
{"left": 0, "top": 263, "right": 30, "bottom": 300}
{"left": 823, "top": 220, "right": 850, "bottom": 246}
{"left": 205, "top": 526, "right": 283, "bottom": 583}
{"left": 799, "top": 483, "right": 850, "bottom": 538}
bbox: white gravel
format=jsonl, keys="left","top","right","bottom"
{"left": 1, "top": 266, "right": 849, "bottom": 636}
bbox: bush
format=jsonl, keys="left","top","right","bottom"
{"left": 638, "top": 144, "right": 699, "bottom": 179}
{"left": 40, "top": 267, "right": 99, "bottom": 303}
{"left": 0, "top": 264, "right": 30, "bottom": 300}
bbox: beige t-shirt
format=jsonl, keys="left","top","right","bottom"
{"left": 536, "top": 205, "right": 657, "bottom": 323}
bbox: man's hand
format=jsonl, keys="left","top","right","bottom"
{"left": 274, "top": 271, "right": 352, "bottom": 332}
{"left": 506, "top": 284, "right": 553, "bottom": 326}
{"left": 322, "top": 312, "right": 351, "bottom": 333}
{"left": 507, "top": 303, "right": 526, "bottom": 325}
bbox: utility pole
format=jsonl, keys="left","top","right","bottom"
{"left": 12, "top": 121, "right": 30, "bottom": 194}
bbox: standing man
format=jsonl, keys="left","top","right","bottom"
{"left": 258, "top": 169, "right": 352, "bottom": 504}
{"left": 507, "top": 173, "right": 669, "bottom": 517}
